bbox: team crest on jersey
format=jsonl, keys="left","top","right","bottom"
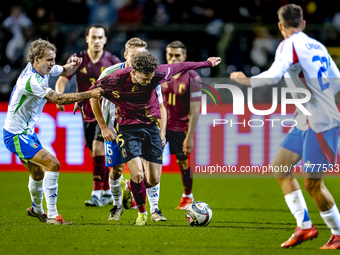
{"left": 80, "top": 67, "right": 87, "bottom": 74}
{"left": 131, "top": 85, "right": 139, "bottom": 93}
{"left": 107, "top": 158, "right": 112, "bottom": 164}
{"left": 121, "top": 149, "right": 127, "bottom": 158}
{"left": 30, "top": 142, "right": 38, "bottom": 149}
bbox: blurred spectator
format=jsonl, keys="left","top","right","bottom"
{"left": 185, "top": 0, "right": 218, "bottom": 24}
{"left": 87, "top": 0, "right": 117, "bottom": 26}
{"left": 117, "top": 0, "right": 143, "bottom": 24}
{"left": 2, "top": 5, "right": 32, "bottom": 66}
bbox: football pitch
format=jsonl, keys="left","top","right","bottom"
{"left": 0, "top": 172, "right": 339, "bottom": 255}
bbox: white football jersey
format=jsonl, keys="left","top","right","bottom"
{"left": 251, "top": 31, "right": 340, "bottom": 132}
{"left": 100, "top": 63, "right": 163, "bottom": 130}
{"left": 3, "top": 62, "right": 63, "bottom": 135}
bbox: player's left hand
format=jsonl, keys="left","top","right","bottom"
{"left": 230, "top": 71, "right": 251, "bottom": 86}
{"left": 73, "top": 102, "right": 85, "bottom": 118}
{"left": 161, "top": 131, "right": 166, "bottom": 147}
{"left": 207, "top": 57, "right": 222, "bottom": 67}
{"left": 183, "top": 136, "right": 194, "bottom": 156}
{"left": 69, "top": 56, "right": 83, "bottom": 67}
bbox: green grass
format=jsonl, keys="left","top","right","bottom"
{"left": 0, "top": 172, "right": 339, "bottom": 255}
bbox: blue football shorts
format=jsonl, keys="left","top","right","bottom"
{"left": 104, "top": 140, "right": 124, "bottom": 167}
{"left": 281, "top": 126, "right": 339, "bottom": 172}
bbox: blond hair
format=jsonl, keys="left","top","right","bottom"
{"left": 28, "top": 39, "right": 56, "bottom": 64}
{"left": 125, "top": 37, "right": 147, "bottom": 53}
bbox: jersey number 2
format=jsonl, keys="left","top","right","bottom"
{"left": 312, "top": 55, "right": 329, "bottom": 91}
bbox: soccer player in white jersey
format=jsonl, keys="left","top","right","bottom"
{"left": 89, "top": 38, "right": 167, "bottom": 221}
{"left": 231, "top": 4, "right": 340, "bottom": 249}
{"left": 3, "top": 39, "right": 104, "bottom": 225}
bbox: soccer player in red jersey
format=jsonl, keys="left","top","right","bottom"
{"left": 89, "top": 52, "right": 221, "bottom": 225}
{"left": 55, "top": 25, "right": 121, "bottom": 207}
{"left": 162, "top": 41, "right": 202, "bottom": 209}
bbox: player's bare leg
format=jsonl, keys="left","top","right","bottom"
{"left": 108, "top": 163, "right": 127, "bottom": 220}
{"left": 175, "top": 159, "right": 194, "bottom": 210}
{"left": 303, "top": 172, "right": 340, "bottom": 249}
{"left": 127, "top": 157, "right": 147, "bottom": 225}
{"left": 22, "top": 161, "right": 47, "bottom": 222}
{"left": 271, "top": 147, "right": 316, "bottom": 247}
{"left": 29, "top": 148, "right": 71, "bottom": 225}
{"left": 142, "top": 159, "right": 166, "bottom": 221}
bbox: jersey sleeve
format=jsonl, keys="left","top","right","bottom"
{"left": 156, "top": 84, "right": 163, "bottom": 104}
{"left": 250, "top": 40, "right": 293, "bottom": 88}
{"left": 189, "top": 70, "right": 202, "bottom": 102}
{"left": 328, "top": 56, "right": 340, "bottom": 95}
{"left": 27, "top": 75, "right": 52, "bottom": 99}
{"left": 99, "top": 63, "right": 124, "bottom": 80}
{"left": 101, "top": 97, "right": 116, "bottom": 129}
{"left": 50, "top": 65, "right": 64, "bottom": 76}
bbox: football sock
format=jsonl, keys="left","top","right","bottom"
{"left": 130, "top": 180, "right": 146, "bottom": 214}
{"left": 285, "top": 189, "right": 312, "bottom": 229}
{"left": 103, "top": 167, "right": 110, "bottom": 191}
{"left": 110, "top": 176, "right": 122, "bottom": 207}
{"left": 183, "top": 193, "right": 193, "bottom": 199}
{"left": 103, "top": 189, "right": 112, "bottom": 196}
{"left": 91, "top": 189, "right": 102, "bottom": 199}
{"left": 180, "top": 166, "right": 193, "bottom": 195}
{"left": 44, "top": 171, "right": 59, "bottom": 219}
{"left": 28, "top": 176, "right": 44, "bottom": 214}
{"left": 320, "top": 204, "right": 340, "bottom": 236}
{"left": 146, "top": 183, "right": 160, "bottom": 214}
{"left": 92, "top": 156, "right": 106, "bottom": 196}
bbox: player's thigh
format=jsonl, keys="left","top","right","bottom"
{"left": 142, "top": 124, "right": 163, "bottom": 165}
{"left": 142, "top": 158, "right": 162, "bottom": 186}
{"left": 92, "top": 123, "right": 105, "bottom": 156}
{"left": 29, "top": 148, "right": 60, "bottom": 172}
{"left": 126, "top": 157, "right": 144, "bottom": 183}
{"left": 166, "top": 129, "right": 187, "bottom": 161}
{"left": 83, "top": 121, "right": 96, "bottom": 151}
{"left": 272, "top": 147, "right": 301, "bottom": 179}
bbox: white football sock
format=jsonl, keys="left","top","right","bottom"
{"left": 103, "top": 189, "right": 112, "bottom": 196}
{"left": 91, "top": 190, "right": 102, "bottom": 199}
{"left": 28, "top": 176, "right": 44, "bottom": 214}
{"left": 147, "top": 183, "right": 160, "bottom": 214}
{"left": 320, "top": 204, "right": 340, "bottom": 236}
{"left": 183, "top": 193, "right": 193, "bottom": 199}
{"left": 110, "top": 176, "right": 122, "bottom": 207}
{"left": 285, "top": 189, "right": 312, "bottom": 229}
{"left": 44, "top": 171, "right": 59, "bottom": 219}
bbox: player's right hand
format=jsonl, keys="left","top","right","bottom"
{"left": 73, "top": 102, "right": 86, "bottom": 118}
{"left": 56, "top": 104, "right": 65, "bottom": 111}
{"left": 90, "top": 87, "right": 105, "bottom": 99}
{"left": 207, "top": 57, "right": 222, "bottom": 67}
{"left": 101, "top": 126, "right": 115, "bottom": 142}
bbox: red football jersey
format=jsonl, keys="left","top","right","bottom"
{"left": 162, "top": 70, "right": 202, "bottom": 132}
{"left": 67, "top": 50, "right": 121, "bottom": 122}
{"left": 92, "top": 61, "right": 211, "bottom": 126}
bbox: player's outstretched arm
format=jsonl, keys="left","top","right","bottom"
{"left": 230, "top": 71, "right": 251, "bottom": 86}
{"left": 59, "top": 56, "right": 83, "bottom": 77}
{"left": 55, "top": 76, "right": 69, "bottom": 111}
{"left": 44, "top": 88, "right": 104, "bottom": 105}
{"left": 89, "top": 98, "right": 115, "bottom": 141}
{"left": 183, "top": 101, "right": 200, "bottom": 156}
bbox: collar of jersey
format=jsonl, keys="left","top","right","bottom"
{"left": 31, "top": 67, "right": 44, "bottom": 78}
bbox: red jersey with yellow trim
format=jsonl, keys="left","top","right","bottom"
{"left": 162, "top": 70, "right": 202, "bottom": 132}
{"left": 67, "top": 50, "right": 120, "bottom": 122}
{"left": 91, "top": 61, "right": 211, "bottom": 126}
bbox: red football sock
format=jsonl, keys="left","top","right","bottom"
{"left": 92, "top": 156, "right": 107, "bottom": 191}
{"left": 130, "top": 180, "right": 146, "bottom": 213}
{"left": 180, "top": 166, "right": 193, "bottom": 195}
{"left": 103, "top": 167, "right": 110, "bottom": 191}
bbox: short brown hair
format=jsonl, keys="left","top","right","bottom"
{"left": 131, "top": 52, "right": 158, "bottom": 74}
{"left": 277, "top": 4, "right": 303, "bottom": 28}
{"left": 85, "top": 24, "right": 107, "bottom": 37}
{"left": 125, "top": 37, "right": 148, "bottom": 52}
{"left": 28, "top": 39, "right": 56, "bottom": 64}
{"left": 166, "top": 40, "right": 187, "bottom": 54}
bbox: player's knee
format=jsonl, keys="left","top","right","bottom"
{"left": 110, "top": 164, "right": 124, "bottom": 180}
{"left": 49, "top": 159, "right": 60, "bottom": 172}
{"left": 148, "top": 176, "right": 160, "bottom": 187}
{"left": 131, "top": 173, "right": 144, "bottom": 183}
{"left": 304, "top": 178, "right": 321, "bottom": 197}
{"left": 177, "top": 159, "right": 189, "bottom": 170}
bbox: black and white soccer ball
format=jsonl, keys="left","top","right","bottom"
{"left": 185, "top": 201, "right": 212, "bottom": 227}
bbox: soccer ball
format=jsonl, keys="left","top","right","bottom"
{"left": 185, "top": 201, "right": 212, "bottom": 226}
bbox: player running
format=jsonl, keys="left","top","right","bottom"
{"left": 89, "top": 51, "right": 221, "bottom": 225}
{"left": 91, "top": 38, "right": 167, "bottom": 221}
{"left": 55, "top": 25, "right": 121, "bottom": 207}
{"left": 161, "top": 40, "right": 202, "bottom": 209}
{"left": 231, "top": 4, "right": 340, "bottom": 249}
{"left": 3, "top": 39, "right": 104, "bottom": 225}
